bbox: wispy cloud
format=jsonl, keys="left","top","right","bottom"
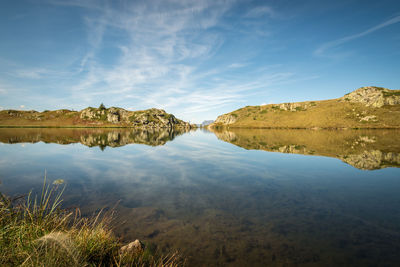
{"left": 13, "top": 68, "right": 49, "bottom": 79}
{"left": 244, "top": 6, "right": 275, "bottom": 18}
{"left": 0, "top": 80, "right": 13, "bottom": 94}
{"left": 37, "top": 0, "right": 293, "bottom": 122}
{"left": 228, "top": 63, "right": 246, "bottom": 68}
{"left": 315, "top": 15, "right": 400, "bottom": 57}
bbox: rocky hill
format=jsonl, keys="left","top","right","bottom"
{"left": 211, "top": 86, "right": 400, "bottom": 129}
{"left": 0, "top": 106, "right": 194, "bottom": 128}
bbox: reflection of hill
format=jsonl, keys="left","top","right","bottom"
{"left": 0, "top": 128, "right": 191, "bottom": 148}
{"left": 211, "top": 128, "right": 400, "bottom": 170}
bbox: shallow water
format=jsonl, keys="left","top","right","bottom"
{"left": 1, "top": 128, "right": 400, "bottom": 266}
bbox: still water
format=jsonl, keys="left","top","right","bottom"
{"left": 0, "top": 128, "right": 400, "bottom": 266}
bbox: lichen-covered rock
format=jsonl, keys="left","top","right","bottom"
{"left": 360, "top": 115, "right": 377, "bottom": 122}
{"left": 80, "top": 108, "right": 101, "bottom": 120}
{"left": 106, "top": 112, "right": 120, "bottom": 123}
{"left": 276, "top": 102, "right": 308, "bottom": 111}
{"left": 279, "top": 103, "right": 301, "bottom": 111}
{"left": 341, "top": 86, "right": 400, "bottom": 107}
{"left": 214, "top": 114, "right": 237, "bottom": 125}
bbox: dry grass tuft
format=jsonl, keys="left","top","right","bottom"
{"left": 0, "top": 175, "right": 184, "bottom": 267}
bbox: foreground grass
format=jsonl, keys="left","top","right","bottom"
{"left": 0, "top": 177, "right": 183, "bottom": 266}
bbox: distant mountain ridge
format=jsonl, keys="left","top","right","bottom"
{"left": 201, "top": 120, "right": 214, "bottom": 126}
{"left": 0, "top": 106, "right": 195, "bottom": 128}
{"left": 210, "top": 86, "right": 400, "bottom": 129}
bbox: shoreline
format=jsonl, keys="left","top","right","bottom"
{"left": 0, "top": 125, "right": 196, "bottom": 129}
{"left": 208, "top": 125, "right": 400, "bottom": 130}
{"left": 1, "top": 125, "right": 400, "bottom": 130}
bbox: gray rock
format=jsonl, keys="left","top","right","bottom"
{"left": 214, "top": 114, "right": 237, "bottom": 125}
{"left": 106, "top": 112, "right": 120, "bottom": 123}
{"left": 278, "top": 102, "right": 304, "bottom": 111}
{"left": 359, "top": 115, "right": 377, "bottom": 122}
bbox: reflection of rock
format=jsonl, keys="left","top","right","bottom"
{"left": 276, "top": 145, "right": 307, "bottom": 154}
{"left": 212, "top": 130, "right": 238, "bottom": 142}
{"left": 79, "top": 128, "right": 189, "bottom": 147}
{"left": 0, "top": 128, "right": 192, "bottom": 148}
{"left": 210, "top": 128, "right": 400, "bottom": 170}
{"left": 358, "top": 136, "right": 376, "bottom": 143}
{"left": 340, "top": 151, "right": 400, "bottom": 170}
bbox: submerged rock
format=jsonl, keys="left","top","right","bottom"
{"left": 120, "top": 239, "right": 144, "bottom": 255}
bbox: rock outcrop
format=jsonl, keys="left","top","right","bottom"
{"left": 273, "top": 102, "right": 314, "bottom": 111}
{"left": 341, "top": 86, "right": 400, "bottom": 107}
{"left": 214, "top": 114, "right": 237, "bottom": 125}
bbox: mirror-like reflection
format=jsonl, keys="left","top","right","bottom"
{"left": 0, "top": 128, "right": 400, "bottom": 266}
{"left": 210, "top": 128, "right": 400, "bottom": 170}
{"left": 0, "top": 127, "right": 192, "bottom": 148}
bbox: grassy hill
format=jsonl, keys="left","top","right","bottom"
{"left": 210, "top": 86, "right": 400, "bottom": 129}
{"left": 0, "top": 106, "right": 194, "bottom": 128}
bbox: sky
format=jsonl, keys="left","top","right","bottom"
{"left": 0, "top": 0, "right": 399, "bottom": 123}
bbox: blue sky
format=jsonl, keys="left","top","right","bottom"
{"left": 0, "top": 0, "right": 399, "bottom": 123}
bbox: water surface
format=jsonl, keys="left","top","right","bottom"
{"left": 0, "top": 128, "right": 399, "bottom": 266}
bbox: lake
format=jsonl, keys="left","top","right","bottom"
{"left": 1, "top": 128, "right": 400, "bottom": 266}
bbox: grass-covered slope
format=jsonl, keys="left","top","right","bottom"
{"left": 211, "top": 86, "right": 400, "bottom": 129}
{"left": 0, "top": 106, "right": 194, "bottom": 128}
